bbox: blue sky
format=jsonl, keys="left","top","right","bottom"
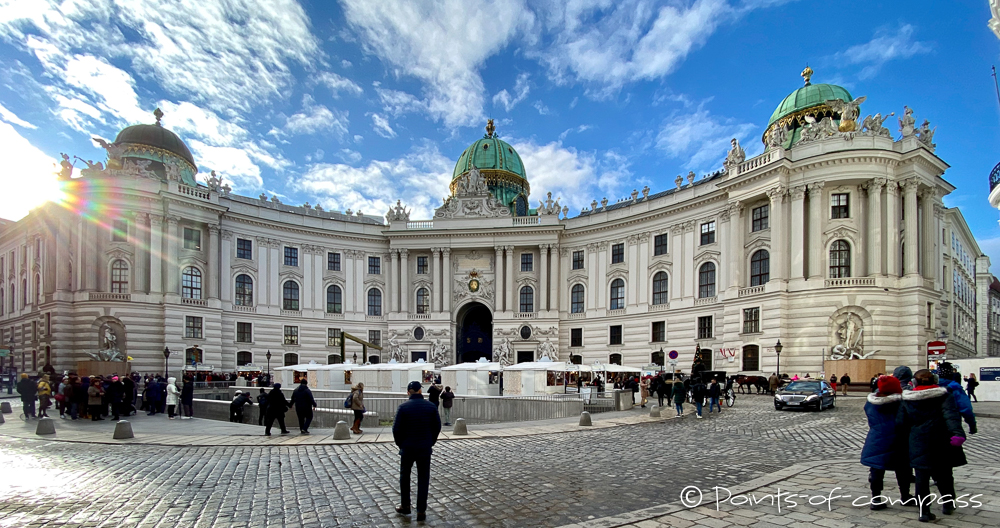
{"left": 1, "top": 0, "right": 1000, "bottom": 268}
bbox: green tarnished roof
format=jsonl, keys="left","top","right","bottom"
{"left": 115, "top": 123, "right": 197, "bottom": 168}
{"left": 452, "top": 136, "right": 526, "bottom": 181}
{"left": 768, "top": 83, "right": 853, "bottom": 127}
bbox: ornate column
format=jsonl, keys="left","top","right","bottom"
{"left": 256, "top": 237, "right": 269, "bottom": 305}
{"left": 399, "top": 249, "right": 409, "bottom": 313}
{"left": 442, "top": 248, "right": 451, "bottom": 313}
{"left": 165, "top": 216, "right": 180, "bottom": 294}
{"left": 671, "top": 226, "right": 684, "bottom": 301}
{"left": 220, "top": 230, "right": 233, "bottom": 302}
{"left": 903, "top": 179, "right": 919, "bottom": 277}
{"left": 682, "top": 222, "right": 695, "bottom": 298}
{"left": 886, "top": 183, "right": 901, "bottom": 277}
{"left": 549, "top": 244, "right": 559, "bottom": 312}
{"left": 626, "top": 235, "right": 639, "bottom": 304}
{"left": 866, "top": 178, "right": 885, "bottom": 277}
{"left": 207, "top": 223, "right": 220, "bottom": 300}
{"left": 728, "top": 202, "right": 744, "bottom": 289}
{"left": 505, "top": 246, "right": 515, "bottom": 313}
{"left": 789, "top": 185, "right": 807, "bottom": 280}
{"left": 587, "top": 243, "right": 599, "bottom": 308}
{"left": 344, "top": 250, "right": 355, "bottom": 312}
{"left": 539, "top": 244, "right": 549, "bottom": 312}
{"left": 431, "top": 248, "right": 440, "bottom": 312}
{"left": 767, "top": 187, "right": 786, "bottom": 281}
{"left": 300, "top": 246, "right": 312, "bottom": 310}
{"left": 389, "top": 250, "right": 399, "bottom": 313}
{"left": 921, "top": 188, "right": 937, "bottom": 281}
{"left": 495, "top": 246, "right": 505, "bottom": 311}
{"left": 269, "top": 239, "right": 280, "bottom": 305}
{"left": 132, "top": 213, "right": 149, "bottom": 293}
{"left": 807, "top": 183, "right": 825, "bottom": 279}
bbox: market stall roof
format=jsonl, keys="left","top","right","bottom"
{"left": 351, "top": 360, "right": 436, "bottom": 371}
{"left": 592, "top": 363, "right": 642, "bottom": 373}
{"left": 503, "top": 358, "right": 571, "bottom": 372}
{"left": 441, "top": 359, "right": 502, "bottom": 371}
{"left": 274, "top": 361, "right": 361, "bottom": 371}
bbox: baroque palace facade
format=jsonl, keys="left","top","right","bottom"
{"left": 1, "top": 71, "right": 994, "bottom": 376}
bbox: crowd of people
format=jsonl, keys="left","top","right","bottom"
{"left": 14, "top": 371, "right": 198, "bottom": 421}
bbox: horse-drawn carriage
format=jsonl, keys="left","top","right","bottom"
{"left": 734, "top": 372, "right": 771, "bottom": 394}
{"left": 685, "top": 370, "right": 736, "bottom": 407}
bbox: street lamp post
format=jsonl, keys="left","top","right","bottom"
{"left": 774, "top": 339, "right": 783, "bottom": 379}
{"left": 266, "top": 350, "right": 272, "bottom": 386}
{"left": 163, "top": 347, "right": 171, "bottom": 379}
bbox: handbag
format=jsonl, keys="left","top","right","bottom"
{"left": 54, "top": 393, "right": 66, "bottom": 403}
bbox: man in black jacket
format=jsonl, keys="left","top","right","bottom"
{"left": 393, "top": 381, "right": 442, "bottom": 522}
{"left": 290, "top": 378, "right": 317, "bottom": 434}
{"left": 263, "top": 384, "right": 289, "bottom": 436}
{"left": 256, "top": 388, "right": 268, "bottom": 426}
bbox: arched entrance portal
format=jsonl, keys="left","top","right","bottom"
{"left": 456, "top": 302, "right": 493, "bottom": 363}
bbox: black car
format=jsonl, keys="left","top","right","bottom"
{"left": 773, "top": 380, "right": 835, "bottom": 411}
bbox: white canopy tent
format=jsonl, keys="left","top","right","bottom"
{"left": 350, "top": 360, "right": 436, "bottom": 392}
{"left": 273, "top": 361, "right": 360, "bottom": 390}
{"left": 440, "top": 359, "right": 502, "bottom": 396}
{"left": 502, "top": 358, "right": 573, "bottom": 395}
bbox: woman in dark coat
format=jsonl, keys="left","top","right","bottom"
{"left": 263, "top": 383, "right": 289, "bottom": 436}
{"left": 860, "top": 376, "right": 912, "bottom": 509}
{"left": 671, "top": 381, "right": 685, "bottom": 417}
{"left": 180, "top": 376, "right": 194, "bottom": 419}
{"left": 897, "top": 369, "right": 967, "bottom": 522}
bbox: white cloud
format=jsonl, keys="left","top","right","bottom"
{"left": 655, "top": 104, "right": 757, "bottom": 172}
{"left": 533, "top": 101, "right": 551, "bottom": 115}
{"left": 315, "top": 71, "right": 363, "bottom": 97}
{"left": 0, "top": 102, "right": 36, "bottom": 128}
{"left": 284, "top": 95, "right": 349, "bottom": 137}
{"left": 834, "top": 24, "right": 931, "bottom": 80}
{"left": 375, "top": 86, "right": 427, "bottom": 116}
{"left": 558, "top": 124, "right": 591, "bottom": 140}
{"left": 0, "top": 121, "right": 61, "bottom": 221}
{"left": 342, "top": 0, "right": 533, "bottom": 126}
{"left": 338, "top": 149, "right": 363, "bottom": 163}
{"left": 187, "top": 139, "right": 263, "bottom": 189}
{"left": 370, "top": 113, "right": 396, "bottom": 138}
{"left": 294, "top": 143, "right": 453, "bottom": 219}
{"left": 341, "top": 59, "right": 353, "bottom": 68}
{"left": 492, "top": 73, "right": 530, "bottom": 112}
{"left": 512, "top": 139, "right": 630, "bottom": 214}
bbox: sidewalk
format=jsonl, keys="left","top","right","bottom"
{"left": 556, "top": 459, "right": 1000, "bottom": 528}
{"left": 972, "top": 401, "right": 1000, "bottom": 419}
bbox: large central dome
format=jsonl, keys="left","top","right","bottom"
{"left": 451, "top": 120, "right": 530, "bottom": 214}
{"left": 762, "top": 67, "right": 854, "bottom": 149}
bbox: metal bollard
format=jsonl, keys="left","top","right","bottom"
{"left": 113, "top": 420, "right": 134, "bottom": 439}
{"left": 35, "top": 417, "right": 56, "bottom": 435}
{"left": 333, "top": 420, "right": 351, "bottom": 440}
{"left": 0, "top": 401, "right": 12, "bottom": 414}
{"left": 579, "top": 411, "right": 592, "bottom": 426}
{"left": 649, "top": 406, "right": 661, "bottom": 418}
{"left": 452, "top": 418, "right": 468, "bottom": 435}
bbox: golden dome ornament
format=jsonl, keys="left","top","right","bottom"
{"left": 801, "top": 65, "right": 814, "bottom": 86}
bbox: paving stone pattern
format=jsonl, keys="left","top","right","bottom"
{"left": 0, "top": 395, "right": 998, "bottom": 527}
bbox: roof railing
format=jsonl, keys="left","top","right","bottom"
{"left": 990, "top": 161, "right": 1000, "bottom": 192}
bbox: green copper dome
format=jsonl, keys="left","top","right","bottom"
{"left": 112, "top": 108, "right": 199, "bottom": 186}
{"left": 762, "top": 68, "right": 855, "bottom": 149}
{"left": 767, "top": 83, "right": 853, "bottom": 127}
{"left": 451, "top": 120, "right": 530, "bottom": 214}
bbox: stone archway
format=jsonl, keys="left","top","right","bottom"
{"left": 456, "top": 302, "right": 493, "bottom": 363}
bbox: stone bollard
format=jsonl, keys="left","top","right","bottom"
{"left": 35, "top": 417, "right": 55, "bottom": 435}
{"left": 0, "top": 401, "right": 12, "bottom": 414}
{"left": 0, "top": 411, "right": 5, "bottom": 424}
{"left": 333, "top": 420, "right": 351, "bottom": 440}
{"left": 452, "top": 418, "right": 468, "bottom": 436}
{"left": 649, "top": 406, "right": 661, "bottom": 418}
{"left": 113, "top": 420, "right": 134, "bottom": 440}
{"left": 579, "top": 411, "right": 592, "bottom": 426}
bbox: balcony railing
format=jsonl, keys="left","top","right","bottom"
{"left": 991, "top": 161, "right": 1000, "bottom": 192}
{"left": 182, "top": 298, "right": 208, "bottom": 306}
{"left": 694, "top": 296, "right": 718, "bottom": 306}
{"left": 568, "top": 312, "right": 586, "bottom": 319}
{"left": 738, "top": 285, "right": 765, "bottom": 297}
{"left": 825, "top": 277, "right": 876, "bottom": 288}
{"left": 178, "top": 184, "right": 211, "bottom": 200}
{"left": 513, "top": 217, "right": 540, "bottom": 226}
{"left": 280, "top": 309, "right": 301, "bottom": 317}
{"left": 365, "top": 314, "right": 385, "bottom": 322}
{"left": 89, "top": 292, "right": 130, "bottom": 302}
{"left": 515, "top": 312, "right": 537, "bottom": 319}
{"left": 649, "top": 302, "right": 670, "bottom": 311}
{"left": 406, "top": 221, "right": 433, "bottom": 229}
{"left": 232, "top": 304, "right": 255, "bottom": 312}
{"left": 324, "top": 312, "right": 345, "bottom": 319}
{"left": 408, "top": 313, "right": 431, "bottom": 320}
{"left": 607, "top": 308, "right": 626, "bottom": 316}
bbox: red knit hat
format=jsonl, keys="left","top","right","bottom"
{"left": 876, "top": 375, "right": 902, "bottom": 396}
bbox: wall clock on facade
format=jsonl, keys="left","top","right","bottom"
{"left": 414, "top": 327, "right": 424, "bottom": 341}
{"left": 520, "top": 325, "right": 532, "bottom": 340}
{"left": 469, "top": 279, "right": 480, "bottom": 292}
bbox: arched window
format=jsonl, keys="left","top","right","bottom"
{"left": 181, "top": 267, "right": 202, "bottom": 299}
{"left": 830, "top": 240, "right": 851, "bottom": 278}
{"left": 652, "top": 271, "right": 668, "bottom": 305}
{"left": 283, "top": 352, "right": 299, "bottom": 366}
{"left": 34, "top": 274, "right": 40, "bottom": 303}
{"left": 327, "top": 353, "right": 343, "bottom": 364}
{"left": 236, "top": 351, "right": 252, "bottom": 366}
{"left": 326, "top": 285, "right": 342, "bottom": 314}
{"left": 609, "top": 278, "right": 625, "bottom": 310}
{"left": 21, "top": 278, "right": 27, "bottom": 307}
{"left": 111, "top": 260, "right": 129, "bottom": 293}
{"left": 519, "top": 286, "right": 534, "bottom": 313}
{"left": 571, "top": 284, "right": 585, "bottom": 313}
{"left": 235, "top": 274, "right": 254, "bottom": 306}
{"left": 698, "top": 262, "right": 716, "bottom": 298}
{"left": 609, "top": 353, "right": 623, "bottom": 365}
{"left": 416, "top": 287, "right": 430, "bottom": 314}
{"left": 283, "top": 281, "right": 300, "bottom": 311}
{"left": 367, "top": 288, "right": 382, "bottom": 316}
{"left": 750, "top": 250, "right": 770, "bottom": 286}
{"left": 651, "top": 350, "right": 665, "bottom": 366}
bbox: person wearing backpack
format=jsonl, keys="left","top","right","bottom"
{"left": 350, "top": 382, "right": 365, "bottom": 434}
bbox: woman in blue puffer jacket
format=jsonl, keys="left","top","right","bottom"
{"left": 860, "top": 375, "right": 913, "bottom": 510}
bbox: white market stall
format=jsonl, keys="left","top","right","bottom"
{"left": 350, "top": 360, "right": 436, "bottom": 392}
{"left": 440, "top": 359, "right": 502, "bottom": 396}
{"left": 273, "top": 361, "right": 360, "bottom": 390}
{"left": 502, "top": 358, "right": 572, "bottom": 396}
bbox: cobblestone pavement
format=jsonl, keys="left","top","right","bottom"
{"left": 1, "top": 395, "right": 998, "bottom": 528}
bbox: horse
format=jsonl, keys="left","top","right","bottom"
{"left": 735, "top": 375, "right": 768, "bottom": 394}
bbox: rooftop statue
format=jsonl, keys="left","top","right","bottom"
{"left": 767, "top": 125, "right": 789, "bottom": 150}
{"left": 54, "top": 153, "right": 74, "bottom": 180}
{"left": 916, "top": 119, "right": 936, "bottom": 148}
{"left": 723, "top": 138, "right": 746, "bottom": 170}
{"left": 860, "top": 112, "right": 894, "bottom": 138}
{"left": 826, "top": 96, "right": 866, "bottom": 132}
{"left": 898, "top": 105, "right": 916, "bottom": 137}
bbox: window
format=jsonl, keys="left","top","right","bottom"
{"left": 326, "top": 285, "right": 342, "bottom": 314}
{"left": 110, "top": 259, "right": 129, "bottom": 293}
{"left": 112, "top": 219, "right": 128, "bottom": 242}
{"left": 609, "top": 325, "right": 623, "bottom": 345}
{"left": 284, "top": 246, "right": 298, "bottom": 267}
{"left": 609, "top": 278, "right": 625, "bottom": 310}
{"left": 521, "top": 253, "right": 533, "bottom": 272}
{"left": 829, "top": 240, "right": 851, "bottom": 278}
{"left": 21, "top": 278, "right": 26, "bottom": 307}
{"left": 328, "top": 328, "right": 342, "bottom": 347}
{"left": 367, "top": 288, "right": 382, "bottom": 316}
{"left": 183, "top": 228, "right": 201, "bottom": 250}
{"left": 282, "top": 281, "right": 300, "bottom": 311}
{"left": 572, "top": 250, "right": 584, "bottom": 270}
{"left": 654, "top": 234, "right": 668, "bottom": 256}
{"left": 181, "top": 267, "right": 202, "bottom": 299}
{"left": 751, "top": 205, "right": 769, "bottom": 232}
{"left": 652, "top": 271, "right": 669, "bottom": 305}
{"left": 368, "top": 256, "right": 381, "bottom": 275}
{"left": 416, "top": 256, "right": 428, "bottom": 274}
{"left": 651, "top": 350, "right": 665, "bottom": 367}
{"left": 926, "top": 302, "right": 934, "bottom": 329}
{"left": 185, "top": 316, "right": 203, "bottom": 339}
{"left": 283, "top": 352, "right": 298, "bottom": 366}
{"left": 328, "top": 353, "right": 342, "bottom": 364}
{"left": 283, "top": 326, "right": 299, "bottom": 345}
{"left": 519, "top": 286, "right": 534, "bottom": 313}
{"left": 236, "top": 322, "right": 252, "bottom": 343}
{"left": 33, "top": 275, "right": 39, "bottom": 304}
{"left": 328, "top": 252, "right": 341, "bottom": 271}
{"left": 234, "top": 274, "right": 253, "bottom": 306}
{"left": 609, "top": 353, "right": 622, "bottom": 365}
{"left": 831, "top": 193, "right": 849, "bottom": 219}
{"left": 236, "top": 238, "right": 252, "bottom": 260}
{"left": 652, "top": 321, "right": 665, "bottom": 342}
{"left": 697, "top": 316, "right": 713, "bottom": 339}
{"left": 185, "top": 347, "right": 203, "bottom": 365}
{"left": 571, "top": 284, "right": 585, "bottom": 313}
{"left": 416, "top": 287, "right": 430, "bottom": 314}
{"left": 611, "top": 243, "right": 624, "bottom": 264}
{"left": 750, "top": 250, "right": 770, "bottom": 286}
{"left": 700, "top": 222, "right": 716, "bottom": 245}
{"left": 369, "top": 330, "right": 381, "bottom": 347}
{"left": 236, "top": 351, "right": 252, "bottom": 366}
{"left": 743, "top": 307, "right": 760, "bottom": 334}
{"left": 698, "top": 263, "right": 716, "bottom": 298}
{"left": 571, "top": 328, "right": 583, "bottom": 347}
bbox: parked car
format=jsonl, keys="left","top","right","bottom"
{"left": 773, "top": 380, "right": 835, "bottom": 411}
